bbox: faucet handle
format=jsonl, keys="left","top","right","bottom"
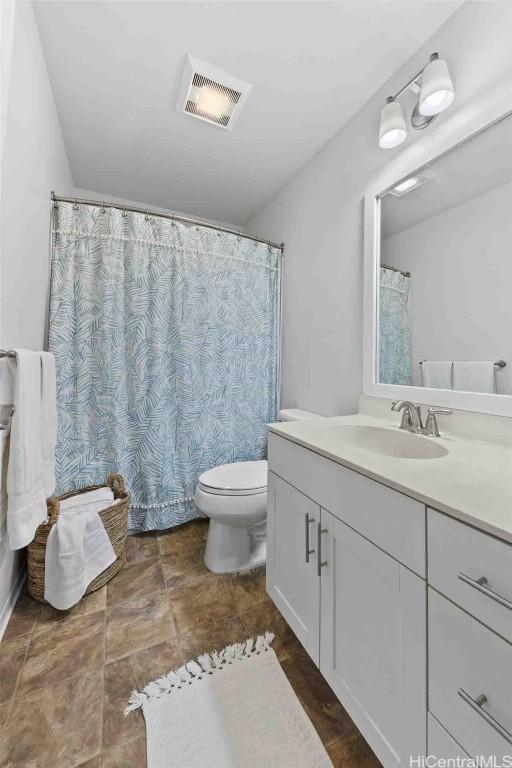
{"left": 425, "top": 407, "right": 452, "bottom": 437}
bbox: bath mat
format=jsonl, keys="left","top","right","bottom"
{"left": 125, "top": 632, "right": 334, "bottom": 768}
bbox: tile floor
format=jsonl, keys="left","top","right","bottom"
{"left": 0, "top": 519, "right": 380, "bottom": 768}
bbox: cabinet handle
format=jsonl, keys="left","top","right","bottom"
{"left": 317, "top": 522, "right": 328, "bottom": 577}
{"left": 458, "top": 688, "right": 512, "bottom": 745}
{"left": 458, "top": 572, "right": 512, "bottom": 611}
{"left": 305, "top": 513, "right": 315, "bottom": 563}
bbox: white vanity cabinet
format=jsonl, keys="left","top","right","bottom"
{"left": 321, "top": 511, "right": 426, "bottom": 768}
{"left": 267, "top": 432, "right": 427, "bottom": 768}
{"left": 427, "top": 508, "right": 512, "bottom": 758}
{"left": 266, "top": 471, "right": 320, "bottom": 663}
{"left": 267, "top": 429, "right": 512, "bottom": 766}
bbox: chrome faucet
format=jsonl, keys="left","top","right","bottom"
{"left": 391, "top": 401, "right": 424, "bottom": 433}
{"left": 391, "top": 401, "right": 452, "bottom": 436}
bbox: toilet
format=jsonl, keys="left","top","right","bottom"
{"left": 195, "top": 408, "right": 322, "bottom": 573}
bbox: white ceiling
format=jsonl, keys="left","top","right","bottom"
{"left": 34, "top": 0, "right": 461, "bottom": 226}
{"left": 382, "top": 112, "right": 512, "bottom": 239}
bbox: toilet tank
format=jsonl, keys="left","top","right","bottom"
{"left": 278, "top": 408, "right": 323, "bottom": 422}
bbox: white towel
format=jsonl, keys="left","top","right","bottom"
{"left": 452, "top": 361, "right": 495, "bottom": 394}
{"left": 39, "top": 352, "right": 57, "bottom": 497}
{"left": 6, "top": 350, "right": 47, "bottom": 550}
{"left": 44, "top": 487, "right": 118, "bottom": 610}
{"left": 421, "top": 361, "right": 453, "bottom": 389}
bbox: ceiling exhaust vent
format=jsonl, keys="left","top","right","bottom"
{"left": 177, "top": 55, "right": 253, "bottom": 131}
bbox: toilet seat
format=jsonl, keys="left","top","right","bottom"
{"left": 198, "top": 460, "right": 267, "bottom": 497}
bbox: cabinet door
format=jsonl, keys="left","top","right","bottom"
{"left": 320, "top": 510, "right": 426, "bottom": 768}
{"left": 267, "top": 471, "right": 320, "bottom": 664}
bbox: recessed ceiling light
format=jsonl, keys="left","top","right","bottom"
{"left": 177, "top": 56, "right": 253, "bottom": 131}
{"left": 394, "top": 177, "right": 420, "bottom": 193}
{"left": 195, "top": 87, "right": 232, "bottom": 120}
{"left": 388, "top": 174, "right": 431, "bottom": 197}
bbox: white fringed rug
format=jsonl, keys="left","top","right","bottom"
{"left": 125, "top": 632, "right": 334, "bottom": 768}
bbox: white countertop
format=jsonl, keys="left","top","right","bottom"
{"left": 268, "top": 413, "right": 512, "bottom": 544}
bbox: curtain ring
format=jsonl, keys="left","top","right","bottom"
{"left": 145, "top": 209, "right": 150, "bottom": 221}
{"left": 73, "top": 197, "right": 78, "bottom": 211}
{"left": 100, "top": 200, "right": 106, "bottom": 214}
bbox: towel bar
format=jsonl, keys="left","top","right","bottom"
{"left": 419, "top": 360, "right": 506, "bottom": 368}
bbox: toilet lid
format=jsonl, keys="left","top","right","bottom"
{"left": 198, "top": 460, "right": 267, "bottom": 494}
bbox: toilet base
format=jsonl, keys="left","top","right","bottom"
{"left": 204, "top": 520, "right": 267, "bottom": 574}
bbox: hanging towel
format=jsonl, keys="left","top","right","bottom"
{"left": 6, "top": 350, "right": 47, "bottom": 550}
{"left": 39, "top": 352, "right": 57, "bottom": 496}
{"left": 44, "top": 487, "right": 118, "bottom": 610}
{"left": 452, "top": 361, "right": 495, "bottom": 393}
{"left": 421, "top": 361, "right": 453, "bottom": 389}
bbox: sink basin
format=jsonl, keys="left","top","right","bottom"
{"left": 337, "top": 425, "right": 449, "bottom": 459}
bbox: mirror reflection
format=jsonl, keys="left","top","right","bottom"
{"left": 378, "top": 113, "right": 512, "bottom": 395}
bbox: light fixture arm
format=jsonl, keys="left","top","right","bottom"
{"left": 391, "top": 53, "right": 439, "bottom": 102}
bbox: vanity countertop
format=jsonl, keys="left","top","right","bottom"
{"left": 268, "top": 413, "right": 512, "bottom": 543}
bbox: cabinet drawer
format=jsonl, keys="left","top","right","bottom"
{"left": 428, "top": 714, "right": 469, "bottom": 759}
{"left": 429, "top": 589, "right": 512, "bottom": 759}
{"left": 428, "top": 508, "right": 512, "bottom": 642}
{"left": 268, "top": 433, "right": 425, "bottom": 576}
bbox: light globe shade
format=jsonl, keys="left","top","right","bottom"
{"left": 419, "top": 56, "right": 454, "bottom": 116}
{"left": 378, "top": 98, "right": 407, "bottom": 149}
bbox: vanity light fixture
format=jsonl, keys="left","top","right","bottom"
{"left": 378, "top": 53, "right": 455, "bottom": 149}
{"left": 378, "top": 97, "right": 408, "bottom": 149}
{"left": 419, "top": 54, "right": 455, "bottom": 116}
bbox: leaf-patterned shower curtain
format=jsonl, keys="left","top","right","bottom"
{"left": 49, "top": 202, "right": 280, "bottom": 531}
{"left": 379, "top": 266, "right": 412, "bottom": 386}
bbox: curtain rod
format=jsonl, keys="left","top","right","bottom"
{"left": 381, "top": 263, "right": 411, "bottom": 278}
{"left": 50, "top": 192, "right": 284, "bottom": 253}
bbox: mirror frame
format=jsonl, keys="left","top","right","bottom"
{"left": 363, "top": 89, "right": 512, "bottom": 418}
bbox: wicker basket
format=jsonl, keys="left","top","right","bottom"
{"left": 27, "top": 473, "right": 129, "bottom": 605}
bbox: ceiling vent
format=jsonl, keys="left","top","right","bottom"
{"left": 177, "top": 55, "right": 253, "bottom": 131}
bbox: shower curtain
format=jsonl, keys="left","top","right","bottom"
{"left": 379, "top": 266, "right": 412, "bottom": 386}
{"left": 49, "top": 202, "right": 280, "bottom": 531}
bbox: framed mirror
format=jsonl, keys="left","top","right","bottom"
{"left": 364, "top": 95, "right": 512, "bottom": 417}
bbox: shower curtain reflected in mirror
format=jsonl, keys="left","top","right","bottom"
{"left": 379, "top": 266, "right": 412, "bottom": 386}
{"left": 49, "top": 202, "right": 280, "bottom": 531}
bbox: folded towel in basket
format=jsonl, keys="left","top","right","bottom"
{"left": 44, "top": 488, "right": 119, "bottom": 610}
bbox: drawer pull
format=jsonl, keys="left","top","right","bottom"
{"left": 305, "top": 513, "right": 315, "bottom": 563}
{"left": 458, "top": 688, "right": 512, "bottom": 744}
{"left": 317, "top": 523, "right": 328, "bottom": 577}
{"left": 458, "top": 572, "right": 512, "bottom": 611}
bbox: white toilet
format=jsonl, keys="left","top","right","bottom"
{"left": 195, "top": 408, "right": 321, "bottom": 573}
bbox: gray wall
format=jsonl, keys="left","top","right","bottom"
{"left": 0, "top": 0, "right": 73, "bottom": 636}
{"left": 1, "top": 1, "right": 73, "bottom": 351}
{"left": 246, "top": 2, "right": 512, "bottom": 417}
{"left": 382, "top": 179, "right": 512, "bottom": 394}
